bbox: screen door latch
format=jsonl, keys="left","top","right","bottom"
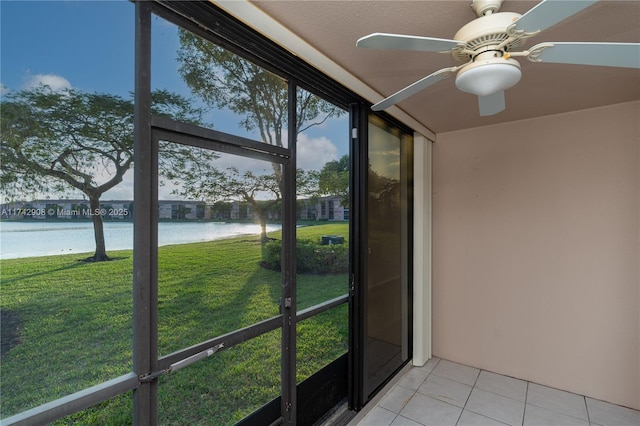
{"left": 139, "top": 343, "right": 225, "bottom": 383}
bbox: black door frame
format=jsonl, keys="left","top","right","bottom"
{"left": 348, "top": 102, "right": 368, "bottom": 411}
{"left": 348, "top": 106, "right": 415, "bottom": 411}
{"left": 136, "top": 3, "right": 355, "bottom": 424}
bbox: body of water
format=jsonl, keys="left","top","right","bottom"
{"left": 0, "top": 221, "right": 280, "bottom": 259}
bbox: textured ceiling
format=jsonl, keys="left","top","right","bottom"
{"left": 251, "top": 0, "right": 640, "bottom": 134}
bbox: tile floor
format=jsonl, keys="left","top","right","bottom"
{"left": 350, "top": 358, "right": 640, "bottom": 426}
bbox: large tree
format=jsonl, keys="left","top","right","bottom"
{"left": 317, "top": 154, "right": 350, "bottom": 207}
{"left": 176, "top": 30, "right": 343, "bottom": 223}
{"left": 0, "top": 86, "right": 207, "bottom": 261}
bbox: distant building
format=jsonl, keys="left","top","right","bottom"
{"left": 158, "top": 201, "right": 206, "bottom": 220}
{"left": 297, "top": 195, "right": 348, "bottom": 221}
{"left": 1, "top": 196, "right": 348, "bottom": 222}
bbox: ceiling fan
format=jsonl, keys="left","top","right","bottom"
{"left": 356, "top": 0, "right": 640, "bottom": 116}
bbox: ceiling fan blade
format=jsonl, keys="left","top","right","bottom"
{"left": 512, "top": 0, "right": 598, "bottom": 34}
{"left": 357, "top": 33, "right": 463, "bottom": 53}
{"left": 529, "top": 42, "right": 640, "bottom": 68}
{"left": 478, "top": 91, "right": 506, "bottom": 116}
{"left": 371, "top": 67, "right": 455, "bottom": 111}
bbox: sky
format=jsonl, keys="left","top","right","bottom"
{"left": 0, "top": 0, "right": 349, "bottom": 201}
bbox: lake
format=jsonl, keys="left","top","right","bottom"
{"left": 0, "top": 221, "right": 281, "bottom": 259}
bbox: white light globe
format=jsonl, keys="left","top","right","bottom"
{"left": 455, "top": 61, "right": 522, "bottom": 96}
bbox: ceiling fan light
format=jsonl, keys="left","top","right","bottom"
{"left": 455, "top": 60, "right": 522, "bottom": 96}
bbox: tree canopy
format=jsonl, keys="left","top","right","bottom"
{"left": 177, "top": 30, "right": 342, "bottom": 147}
{"left": 175, "top": 29, "right": 346, "bottom": 238}
{"left": 0, "top": 86, "right": 208, "bottom": 260}
{"left": 317, "top": 154, "right": 350, "bottom": 207}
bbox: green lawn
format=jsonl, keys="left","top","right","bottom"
{"left": 0, "top": 223, "right": 349, "bottom": 424}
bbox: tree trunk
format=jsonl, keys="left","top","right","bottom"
{"left": 259, "top": 213, "right": 268, "bottom": 243}
{"left": 88, "top": 196, "right": 109, "bottom": 261}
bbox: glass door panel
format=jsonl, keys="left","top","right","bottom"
{"left": 365, "top": 116, "right": 413, "bottom": 398}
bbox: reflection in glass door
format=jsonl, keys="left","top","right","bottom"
{"left": 365, "top": 115, "right": 413, "bottom": 398}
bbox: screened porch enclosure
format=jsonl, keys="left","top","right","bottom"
{"left": 0, "top": 1, "right": 417, "bottom": 424}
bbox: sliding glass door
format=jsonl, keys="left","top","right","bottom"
{"left": 363, "top": 115, "right": 414, "bottom": 400}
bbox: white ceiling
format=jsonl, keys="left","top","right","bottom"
{"left": 250, "top": 0, "right": 640, "bottom": 134}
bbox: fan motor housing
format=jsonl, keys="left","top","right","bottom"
{"left": 471, "top": 0, "right": 504, "bottom": 17}
{"left": 453, "top": 12, "right": 524, "bottom": 62}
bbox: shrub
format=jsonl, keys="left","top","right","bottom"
{"left": 262, "top": 239, "right": 282, "bottom": 270}
{"left": 262, "top": 239, "right": 348, "bottom": 274}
